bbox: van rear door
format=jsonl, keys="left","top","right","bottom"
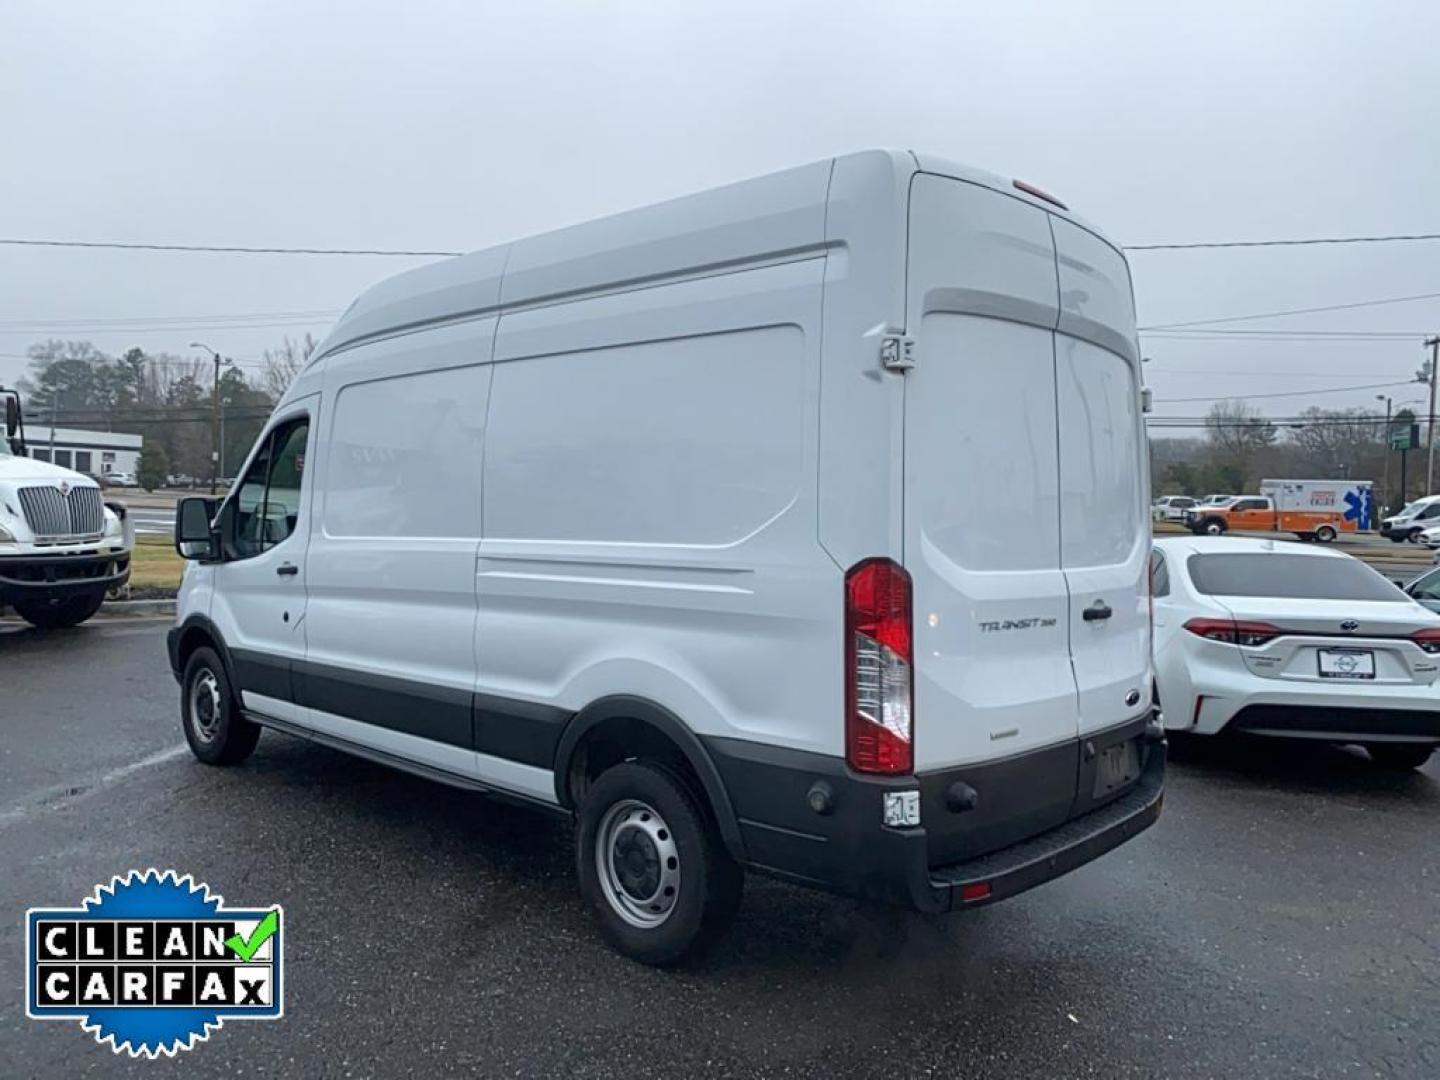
{"left": 1050, "top": 218, "right": 1150, "bottom": 737}
{"left": 902, "top": 174, "right": 1081, "bottom": 773}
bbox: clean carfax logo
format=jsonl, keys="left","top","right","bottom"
{"left": 25, "top": 869, "right": 283, "bottom": 1058}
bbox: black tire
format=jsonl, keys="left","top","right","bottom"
{"left": 1366, "top": 743, "right": 1434, "bottom": 771}
{"left": 13, "top": 591, "right": 106, "bottom": 629}
{"left": 576, "top": 761, "right": 742, "bottom": 966}
{"left": 180, "top": 646, "right": 261, "bottom": 765}
{"left": 1201, "top": 518, "right": 1226, "bottom": 536}
{"left": 1409, "top": 528, "right": 1424, "bottom": 544}
{"left": 1315, "top": 525, "right": 1337, "bottom": 544}
{"left": 1388, "top": 535, "right": 1406, "bottom": 544}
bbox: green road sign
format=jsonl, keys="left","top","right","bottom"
{"left": 1391, "top": 423, "right": 1421, "bottom": 451}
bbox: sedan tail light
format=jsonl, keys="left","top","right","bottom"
{"left": 1183, "top": 618, "right": 1281, "bottom": 647}
{"left": 1411, "top": 628, "right": 1440, "bottom": 654}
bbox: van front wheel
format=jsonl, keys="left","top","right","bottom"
{"left": 576, "top": 761, "right": 742, "bottom": 966}
{"left": 181, "top": 647, "right": 261, "bottom": 765}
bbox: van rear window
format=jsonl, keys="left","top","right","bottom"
{"left": 1186, "top": 553, "right": 1402, "bottom": 602}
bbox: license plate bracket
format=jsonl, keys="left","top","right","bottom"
{"left": 1093, "top": 738, "right": 1140, "bottom": 797}
{"left": 1318, "top": 647, "right": 1375, "bottom": 680}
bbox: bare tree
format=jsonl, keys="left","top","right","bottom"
{"left": 260, "top": 334, "right": 318, "bottom": 400}
{"left": 1205, "top": 399, "right": 1277, "bottom": 489}
{"left": 1288, "top": 407, "right": 1384, "bottom": 476}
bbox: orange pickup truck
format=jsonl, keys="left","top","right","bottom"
{"left": 1183, "top": 495, "right": 1347, "bottom": 543}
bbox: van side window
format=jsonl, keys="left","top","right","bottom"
{"left": 230, "top": 416, "right": 309, "bottom": 559}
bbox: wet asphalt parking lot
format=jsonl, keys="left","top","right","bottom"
{"left": 1, "top": 617, "right": 1437, "bottom": 1078}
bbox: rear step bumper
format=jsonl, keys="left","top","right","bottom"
{"left": 924, "top": 739, "right": 1165, "bottom": 911}
{"left": 704, "top": 716, "right": 1166, "bottom": 915}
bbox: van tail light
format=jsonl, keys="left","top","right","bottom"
{"left": 1410, "top": 628, "right": 1440, "bottom": 654}
{"left": 1183, "top": 618, "right": 1281, "bottom": 647}
{"left": 845, "top": 558, "right": 913, "bottom": 775}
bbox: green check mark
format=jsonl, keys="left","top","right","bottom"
{"left": 225, "top": 909, "right": 279, "bottom": 961}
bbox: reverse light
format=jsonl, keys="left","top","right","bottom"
{"left": 845, "top": 558, "right": 913, "bottom": 775}
{"left": 1183, "top": 618, "right": 1281, "bottom": 648}
{"left": 1411, "top": 628, "right": 1440, "bottom": 654}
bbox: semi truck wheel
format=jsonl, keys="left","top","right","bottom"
{"left": 13, "top": 591, "right": 106, "bottom": 629}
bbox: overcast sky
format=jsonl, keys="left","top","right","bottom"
{"left": 3, "top": 1, "right": 1438, "bottom": 430}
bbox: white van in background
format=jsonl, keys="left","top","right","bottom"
{"left": 169, "top": 150, "right": 1163, "bottom": 964}
{"left": 1381, "top": 494, "right": 1440, "bottom": 542}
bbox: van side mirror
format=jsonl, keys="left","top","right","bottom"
{"left": 175, "top": 497, "right": 220, "bottom": 560}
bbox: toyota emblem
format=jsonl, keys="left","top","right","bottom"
{"left": 1340, "top": 619, "right": 1359, "bottom": 633}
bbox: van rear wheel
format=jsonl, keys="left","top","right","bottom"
{"left": 576, "top": 761, "right": 742, "bottom": 966}
{"left": 181, "top": 647, "right": 261, "bottom": 765}
{"left": 1314, "top": 525, "right": 1337, "bottom": 543}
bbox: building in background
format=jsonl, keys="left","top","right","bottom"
{"left": 22, "top": 426, "right": 143, "bottom": 477}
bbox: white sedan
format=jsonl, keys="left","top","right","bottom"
{"left": 1152, "top": 535, "right": 1440, "bottom": 770}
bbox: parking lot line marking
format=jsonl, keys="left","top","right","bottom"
{"left": 0, "top": 743, "right": 189, "bottom": 829}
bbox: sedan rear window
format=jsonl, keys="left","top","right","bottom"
{"left": 1186, "top": 552, "right": 1403, "bottom": 602}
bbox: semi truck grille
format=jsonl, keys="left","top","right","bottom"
{"left": 17, "top": 485, "right": 105, "bottom": 541}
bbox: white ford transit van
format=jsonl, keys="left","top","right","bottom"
{"left": 170, "top": 150, "right": 1163, "bottom": 964}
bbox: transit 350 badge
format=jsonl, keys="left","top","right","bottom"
{"left": 25, "top": 869, "right": 283, "bottom": 1057}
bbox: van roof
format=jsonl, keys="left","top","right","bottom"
{"left": 310, "top": 149, "right": 1120, "bottom": 367}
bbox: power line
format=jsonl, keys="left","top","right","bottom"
{"left": 1146, "top": 369, "right": 1416, "bottom": 379}
{"left": 1140, "top": 290, "right": 1440, "bottom": 330}
{"left": 1153, "top": 379, "right": 1414, "bottom": 403}
{"left": 0, "top": 237, "right": 460, "bottom": 257}
{"left": 5, "top": 231, "right": 1440, "bottom": 259}
{"left": 0, "top": 308, "right": 341, "bottom": 328}
{"left": 1128, "top": 232, "right": 1440, "bottom": 251}
{"left": 0, "top": 320, "right": 331, "bottom": 337}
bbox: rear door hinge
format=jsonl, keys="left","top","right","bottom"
{"left": 880, "top": 335, "right": 915, "bottom": 372}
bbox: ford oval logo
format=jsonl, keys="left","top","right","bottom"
{"left": 1340, "top": 619, "right": 1359, "bottom": 633}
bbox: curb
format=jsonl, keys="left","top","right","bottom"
{"left": 102, "top": 598, "right": 177, "bottom": 616}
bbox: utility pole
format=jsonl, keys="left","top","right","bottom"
{"left": 191, "top": 342, "right": 231, "bottom": 494}
{"left": 1427, "top": 337, "right": 1440, "bottom": 495}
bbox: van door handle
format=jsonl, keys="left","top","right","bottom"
{"left": 1082, "top": 601, "right": 1112, "bottom": 622}
{"left": 276, "top": 563, "right": 299, "bottom": 577}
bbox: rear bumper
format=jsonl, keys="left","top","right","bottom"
{"left": 1192, "top": 674, "right": 1440, "bottom": 736}
{"left": 0, "top": 551, "right": 131, "bottom": 606}
{"left": 704, "top": 714, "right": 1165, "bottom": 914}
{"left": 1230, "top": 704, "right": 1440, "bottom": 744}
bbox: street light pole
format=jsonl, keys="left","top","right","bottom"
{"left": 1378, "top": 394, "right": 1392, "bottom": 514}
{"left": 1427, "top": 336, "right": 1440, "bottom": 495}
{"left": 190, "top": 342, "right": 232, "bottom": 494}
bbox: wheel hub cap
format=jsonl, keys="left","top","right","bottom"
{"left": 595, "top": 799, "right": 680, "bottom": 929}
{"left": 189, "top": 669, "right": 222, "bottom": 744}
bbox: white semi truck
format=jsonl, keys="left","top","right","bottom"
{"left": 0, "top": 387, "right": 134, "bottom": 628}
